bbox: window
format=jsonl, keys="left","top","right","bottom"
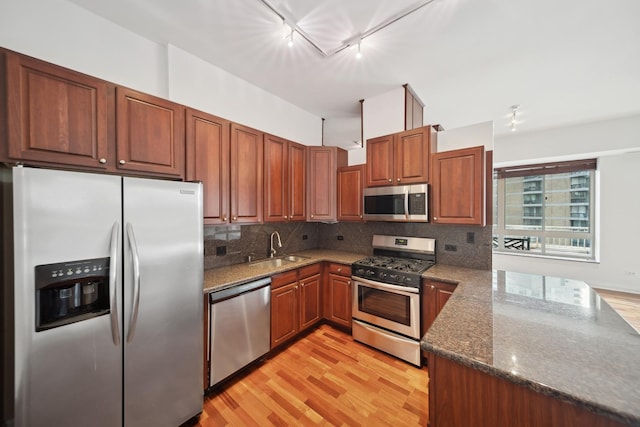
{"left": 493, "top": 159, "right": 597, "bottom": 260}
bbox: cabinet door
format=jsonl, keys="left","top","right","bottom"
{"left": 422, "top": 280, "right": 457, "bottom": 334}
{"left": 366, "top": 134, "right": 394, "bottom": 187}
{"left": 432, "top": 145, "right": 484, "bottom": 225}
{"left": 270, "top": 282, "right": 299, "bottom": 349}
{"left": 307, "top": 146, "right": 347, "bottom": 222}
{"left": 328, "top": 274, "right": 352, "bottom": 328}
{"left": 299, "top": 274, "right": 321, "bottom": 331}
{"left": 395, "top": 126, "right": 432, "bottom": 185}
{"left": 186, "top": 108, "right": 229, "bottom": 225}
{"left": 230, "top": 123, "right": 263, "bottom": 224}
{"left": 288, "top": 141, "right": 307, "bottom": 221}
{"left": 264, "top": 133, "right": 288, "bottom": 222}
{"left": 116, "top": 87, "right": 185, "bottom": 178}
{"left": 5, "top": 52, "right": 109, "bottom": 169}
{"left": 337, "top": 164, "right": 365, "bottom": 221}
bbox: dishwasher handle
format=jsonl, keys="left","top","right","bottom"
{"left": 209, "top": 277, "right": 271, "bottom": 304}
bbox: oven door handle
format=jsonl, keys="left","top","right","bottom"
{"left": 352, "top": 276, "right": 420, "bottom": 294}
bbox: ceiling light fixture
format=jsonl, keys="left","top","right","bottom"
{"left": 287, "top": 27, "right": 294, "bottom": 47}
{"left": 259, "top": 0, "right": 438, "bottom": 58}
{"left": 355, "top": 42, "right": 362, "bottom": 59}
{"left": 510, "top": 105, "right": 519, "bottom": 131}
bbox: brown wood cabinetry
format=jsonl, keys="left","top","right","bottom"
{"left": 337, "top": 164, "right": 365, "bottom": 222}
{"left": 270, "top": 263, "right": 322, "bottom": 349}
{"left": 422, "top": 280, "right": 457, "bottom": 336}
{"left": 116, "top": 87, "right": 185, "bottom": 178}
{"left": 431, "top": 145, "right": 485, "bottom": 225}
{"left": 428, "top": 354, "right": 627, "bottom": 427}
{"left": 3, "top": 50, "right": 110, "bottom": 170}
{"left": 186, "top": 108, "right": 230, "bottom": 225}
{"left": 325, "top": 263, "right": 352, "bottom": 329}
{"left": 366, "top": 125, "right": 436, "bottom": 187}
{"left": 307, "top": 146, "right": 347, "bottom": 222}
{"left": 264, "top": 134, "right": 306, "bottom": 222}
{"left": 230, "top": 123, "right": 263, "bottom": 224}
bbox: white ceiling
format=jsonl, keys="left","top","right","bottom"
{"left": 67, "top": 0, "right": 640, "bottom": 145}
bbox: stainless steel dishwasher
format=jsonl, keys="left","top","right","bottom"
{"left": 208, "top": 277, "right": 271, "bottom": 387}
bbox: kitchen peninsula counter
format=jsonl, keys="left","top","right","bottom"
{"left": 420, "top": 267, "right": 640, "bottom": 426}
{"left": 203, "top": 249, "right": 366, "bottom": 293}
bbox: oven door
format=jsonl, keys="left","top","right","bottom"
{"left": 351, "top": 276, "right": 420, "bottom": 339}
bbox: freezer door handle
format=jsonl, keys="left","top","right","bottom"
{"left": 109, "top": 222, "right": 121, "bottom": 345}
{"left": 126, "top": 223, "right": 141, "bottom": 343}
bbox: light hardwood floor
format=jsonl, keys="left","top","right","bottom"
{"left": 196, "top": 324, "right": 428, "bottom": 426}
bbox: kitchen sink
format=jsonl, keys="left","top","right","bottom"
{"left": 249, "top": 255, "right": 309, "bottom": 268}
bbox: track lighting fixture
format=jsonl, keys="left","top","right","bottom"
{"left": 355, "top": 42, "right": 362, "bottom": 59}
{"left": 510, "top": 105, "right": 519, "bottom": 131}
{"left": 287, "top": 27, "right": 294, "bottom": 47}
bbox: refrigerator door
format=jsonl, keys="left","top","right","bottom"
{"left": 12, "top": 167, "right": 123, "bottom": 427}
{"left": 122, "top": 177, "right": 203, "bottom": 426}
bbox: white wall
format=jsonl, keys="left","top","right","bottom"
{"left": 493, "top": 114, "right": 640, "bottom": 294}
{"left": 0, "top": 0, "right": 322, "bottom": 145}
{"left": 436, "top": 121, "right": 494, "bottom": 152}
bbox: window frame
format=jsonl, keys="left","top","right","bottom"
{"left": 493, "top": 159, "right": 598, "bottom": 261}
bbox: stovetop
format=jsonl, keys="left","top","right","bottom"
{"left": 352, "top": 256, "right": 435, "bottom": 288}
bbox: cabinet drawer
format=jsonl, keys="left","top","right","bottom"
{"left": 299, "top": 263, "right": 321, "bottom": 280}
{"left": 271, "top": 270, "right": 298, "bottom": 289}
{"left": 328, "top": 263, "right": 351, "bottom": 277}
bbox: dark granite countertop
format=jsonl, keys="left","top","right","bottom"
{"left": 420, "top": 266, "right": 640, "bottom": 426}
{"left": 203, "top": 249, "right": 366, "bottom": 293}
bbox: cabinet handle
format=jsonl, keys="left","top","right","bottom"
{"left": 397, "top": 178, "right": 401, "bottom": 182}
{"left": 232, "top": 216, "right": 237, "bottom": 221}
{"left": 310, "top": 214, "right": 314, "bottom": 218}
{"left": 99, "top": 158, "right": 107, "bottom": 164}
{"left": 388, "top": 178, "right": 392, "bottom": 183}
{"left": 284, "top": 215, "right": 288, "bottom": 220}
{"left": 222, "top": 215, "right": 228, "bottom": 221}
{"left": 347, "top": 281, "right": 351, "bottom": 285}
{"left": 431, "top": 285, "right": 435, "bottom": 289}
{"left": 119, "top": 160, "right": 126, "bottom": 165}
{"left": 433, "top": 217, "right": 438, "bottom": 221}
{"left": 337, "top": 268, "right": 342, "bottom": 272}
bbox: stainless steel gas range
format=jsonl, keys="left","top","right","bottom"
{"left": 351, "top": 235, "right": 436, "bottom": 366}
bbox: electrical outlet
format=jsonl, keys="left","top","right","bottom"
{"left": 624, "top": 271, "right": 638, "bottom": 277}
{"left": 302, "top": 234, "right": 308, "bottom": 240}
{"left": 337, "top": 235, "right": 344, "bottom": 241}
{"left": 467, "top": 232, "right": 475, "bottom": 244}
{"left": 215, "top": 246, "right": 227, "bottom": 256}
{"left": 445, "top": 244, "right": 457, "bottom": 252}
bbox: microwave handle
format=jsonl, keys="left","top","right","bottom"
{"left": 404, "top": 186, "right": 410, "bottom": 220}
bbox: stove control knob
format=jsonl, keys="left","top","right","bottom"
{"left": 379, "top": 271, "right": 387, "bottom": 279}
{"left": 389, "top": 274, "right": 398, "bottom": 281}
{"left": 355, "top": 268, "right": 365, "bottom": 276}
{"left": 367, "top": 270, "right": 376, "bottom": 277}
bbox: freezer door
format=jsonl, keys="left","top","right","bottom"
{"left": 11, "top": 167, "right": 123, "bottom": 427}
{"left": 122, "top": 177, "right": 203, "bottom": 427}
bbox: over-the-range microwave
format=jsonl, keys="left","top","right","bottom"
{"left": 363, "top": 184, "right": 429, "bottom": 222}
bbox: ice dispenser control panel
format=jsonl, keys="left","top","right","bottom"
{"left": 35, "top": 257, "right": 111, "bottom": 332}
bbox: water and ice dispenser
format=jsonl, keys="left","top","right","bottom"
{"left": 35, "top": 257, "right": 111, "bottom": 331}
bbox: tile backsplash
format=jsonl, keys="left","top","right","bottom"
{"left": 205, "top": 221, "right": 491, "bottom": 270}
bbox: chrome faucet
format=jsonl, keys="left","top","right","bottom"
{"left": 269, "top": 231, "right": 282, "bottom": 258}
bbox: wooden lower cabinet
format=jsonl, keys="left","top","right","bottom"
{"left": 428, "top": 354, "right": 627, "bottom": 427}
{"left": 270, "top": 264, "right": 322, "bottom": 349}
{"left": 325, "top": 263, "right": 352, "bottom": 329}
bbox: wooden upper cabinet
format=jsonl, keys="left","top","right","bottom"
{"left": 431, "top": 145, "right": 485, "bottom": 225}
{"left": 365, "top": 134, "right": 394, "bottom": 186}
{"left": 264, "top": 134, "right": 306, "bottom": 222}
{"left": 288, "top": 141, "right": 307, "bottom": 221}
{"left": 366, "top": 125, "right": 436, "bottom": 187}
{"left": 307, "top": 146, "right": 347, "bottom": 222}
{"left": 4, "top": 51, "right": 110, "bottom": 169}
{"left": 230, "top": 123, "right": 263, "bottom": 224}
{"left": 116, "top": 87, "right": 185, "bottom": 178}
{"left": 337, "top": 164, "right": 365, "bottom": 222}
{"left": 186, "top": 108, "right": 230, "bottom": 225}
{"left": 395, "top": 127, "right": 432, "bottom": 185}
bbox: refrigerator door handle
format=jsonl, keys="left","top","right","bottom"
{"left": 109, "top": 221, "right": 121, "bottom": 345}
{"left": 126, "top": 223, "right": 141, "bottom": 343}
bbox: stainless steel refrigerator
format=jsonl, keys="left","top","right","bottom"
{"left": 1, "top": 166, "right": 204, "bottom": 426}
